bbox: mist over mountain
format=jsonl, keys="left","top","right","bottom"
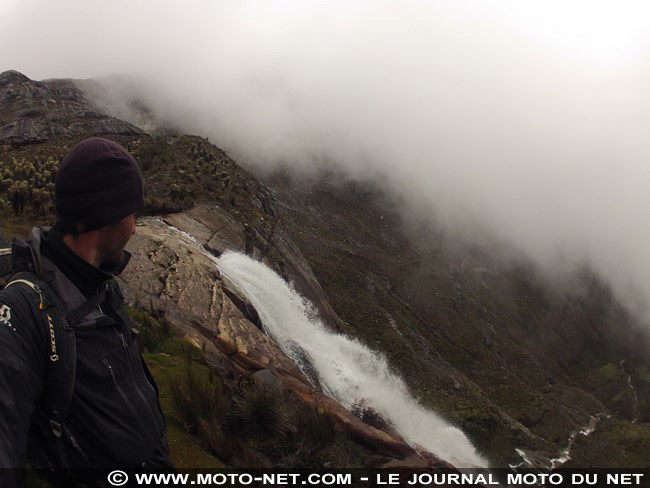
{"left": 3, "top": 0, "right": 650, "bottom": 320}
{"left": 2, "top": 63, "right": 650, "bottom": 468}
{"left": 3, "top": 1, "right": 650, "bottom": 468}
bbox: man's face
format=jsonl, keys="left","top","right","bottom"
{"left": 98, "top": 213, "right": 136, "bottom": 266}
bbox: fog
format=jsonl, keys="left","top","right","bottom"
{"left": 3, "top": 0, "right": 650, "bottom": 318}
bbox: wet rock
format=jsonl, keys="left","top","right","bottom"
{"left": 162, "top": 205, "right": 345, "bottom": 332}
{"left": 252, "top": 369, "right": 283, "bottom": 388}
{"left": 351, "top": 400, "right": 401, "bottom": 438}
{"left": 121, "top": 216, "right": 444, "bottom": 467}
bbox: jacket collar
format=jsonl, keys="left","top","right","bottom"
{"left": 13, "top": 227, "right": 131, "bottom": 298}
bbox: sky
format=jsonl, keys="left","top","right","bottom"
{"left": 2, "top": 0, "right": 650, "bottom": 319}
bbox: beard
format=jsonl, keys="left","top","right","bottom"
{"left": 98, "top": 221, "right": 131, "bottom": 267}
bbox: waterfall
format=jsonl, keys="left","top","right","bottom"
{"left": 215, "top": 251, "right": 487, "bottom": 468}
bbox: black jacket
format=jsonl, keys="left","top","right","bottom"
{"left": 0, "top": 227, "right": 172, "bottom": 486}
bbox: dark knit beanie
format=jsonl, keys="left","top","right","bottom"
{"left": 55, "top": 137, "right": 144, "bottom": 233}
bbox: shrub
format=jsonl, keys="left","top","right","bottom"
{"left": 228, "top": 380, "right": 292, "bottom": 439}
{"left": 136, "top": 137, "right": 171, "bottom": 171}
{"left": 126, "top": 307, "right": 170, "bottom": 352}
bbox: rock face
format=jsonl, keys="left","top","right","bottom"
{"left": 0, "top": 70, "right": 143, "bottom": 146}
{"left": 160, "top": 205, "right": 345, "bottom": 333}
{"left": 121, "top": 216, "right": 443, "bottom": 466}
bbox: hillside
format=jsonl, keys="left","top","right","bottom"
{"left": 1, "top": 70, "right": 649, "bottom": 469}
{"left": 262, "top": 168, "right": 650, "bottom": 466}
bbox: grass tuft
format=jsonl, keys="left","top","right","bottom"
{"left": 228, "top": 379, "right": 292, "bottom": 439}
{"left": 296, "top": 404, "right": 337, "bottom": 453}
{"left": 169, "top": 349, "right": 228, "bottom": 436}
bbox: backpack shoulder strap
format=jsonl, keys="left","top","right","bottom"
{"left": 65, "top": 288, "right": 106, "bottom": 328}
{"left": 0, "top": 246, "right": 13, "bottom": 288}
{"left": 5, "top": 271, "right": 77, "bottom": 468}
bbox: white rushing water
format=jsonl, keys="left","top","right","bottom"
{"left": 549, "top": 415, "right": 602, "bottom": 468}
{"left": 215, "top": 250, "right": 487, "bottom": 468}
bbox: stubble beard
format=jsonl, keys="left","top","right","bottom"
{"left": 98, "top": 222, "right": 131, "bottom": 267}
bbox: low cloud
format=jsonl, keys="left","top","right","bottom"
{"left": 3, "top": 0, "right": 650, "bottom": 318}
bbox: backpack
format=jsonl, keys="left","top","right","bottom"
{"left": 0, "top": 234, "right": 107, "bottom": 476}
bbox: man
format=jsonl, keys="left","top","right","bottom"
{"left": 0, "top": 137, "right": 173, "bottom": 487}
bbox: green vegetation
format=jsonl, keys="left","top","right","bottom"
{"left": 633, "top": 366, "right": 650, "bottom": 422}
{"left": 229, "top": 380, "right": 292, "bottom": 439}
{"left": 126, "top": 306, "right": 171, "bottom": 352}
{"left": 128, "top": 307, "right": 364, "bottom": 469}
{"left": 170, "top": 351, "right": 228, "bottom": 437}
{"left": 265, "top": 169, "right": 650, "bottom": 467}
{"left": 128, "top": 135, "right": 263, "bottom": 218}
{"left": 0, "top": 156, "right": 57, "bottom": 218}
{"left": 142, "top": 348, "right": 226, "bottom": 468}
{"left": 567, "top": 418, "right": 650, "bottom": 468}
{"left": 0, "top": 134, "right": 274, "bottom": 243}
{"left": 580, "top": 363, "right": 636, "bottom": 420}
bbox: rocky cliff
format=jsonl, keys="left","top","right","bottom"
{"left": 260, "top": 167, "right": 650, "bottom": 467}
{"left": 0, "top": 70, "right": 143, "bottom": 146}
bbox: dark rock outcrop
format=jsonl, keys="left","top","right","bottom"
{"left": 0, "top": 70, "right": 143, "bottom": 146}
